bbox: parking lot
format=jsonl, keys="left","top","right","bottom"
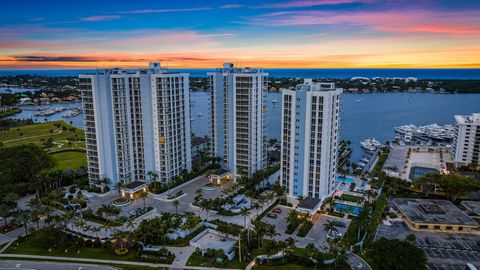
{"left": 375, "top": 220, "right": 480, "bottom": 270}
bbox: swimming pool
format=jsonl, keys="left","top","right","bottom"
{"left": 409, "top": 166, "right": 439, "bottom": 180}
{"left": 334, "top": 203, "right": 362, "bottom": 216}
{"left": 336, "top": 176, "right": 357, "bottom": 184}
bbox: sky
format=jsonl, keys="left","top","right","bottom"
{"left": 1, "top": 0, "right": 480, "bottom": 69}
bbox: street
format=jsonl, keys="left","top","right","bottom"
{"left": 0, "top": 260, "right": 117, "bottom": 270}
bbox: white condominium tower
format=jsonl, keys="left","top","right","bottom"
{"left": 453, "top": 113, "right": 480, "bottom": 165}
{"left": 79, "top": 62, "right": 192, "bottom": 188}
{"left": 280, "top": 79, "right": 342, "bottom": 210}
{"left": 209, "top": 63, "right": 268, "bottom": 177}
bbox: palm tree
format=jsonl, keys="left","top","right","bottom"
{"left": 126, "top": 220, "right": 135, "bottom": 231}
{"left": 17, "top": 211, "right": 31, "bottom": 236}
{"left": 115, "top": 181, "right": 125, "bottom": 199}
{"left": 3, "top": 193, "right": 18, "bottom": 209}
{"left": 240, "top": 208, "right": 250, "bottom": 229}
{"left": 172, "top": 199, "right": 180, "bottom": 216}
{"left": 0, "top": 205, "right": 10, "bottom": 228}
{"left": 199, "top": 199, "right": 210, "bottom": 221}
{"left": 147, "top": 171, "right": 158, "bottom": 191}
{"left": 323, "top": 220, "right": 340, "bottom": 235}
{"left": 139, "top": 191, "right": 148, "bottom": 208}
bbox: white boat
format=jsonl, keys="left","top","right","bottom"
{"left": 197, "top": 112, "right": 203, "bottom": 117}
{"left": 356, "top": 98, "right": 362, "bottom": 103}
{"left": 272, "top": 99, "right": 278, "bottom": 104}
{"left": 360, "top": 138, "right": 382, "bottom": 152}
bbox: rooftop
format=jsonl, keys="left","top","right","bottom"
{"left": 209, "top": 62, "right": 267, "bottom": 75}
{"left": 123, "top": 180, "right": 147, "bottom": 191}
{"left": 295, "top": 79, "right": 340, "bottom": 92}
{"left": 210, "top": 169, "right": 230, "bottom": 176}
{"left": 298, "top": 197, "right": 321, "bottom": 211}
{"left": 455, "top": 113, "right": 480, "bottom": 125}
{"left": 82, "top": 62, "right": 184, "bottom": 76}
{"left": 394, "top": 198, "right": 478, "bottom": 227}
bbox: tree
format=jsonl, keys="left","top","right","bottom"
{"left": 16, "top": 211, "right": 31, "bottom": 236}
{"left": 240, "top": 208, "right": 250, "bottom": 229}
{"left": 413, "top": 172, "right": 439, "bottom": 196}
{"left": 139, "top": 191, "right": 148, "bottom": 208}
{"left": 0, "top": 145, "right": 54, "bottom": 187}
{"left": 195, "top": 188, "right": 203, "bottom": 198}
{"left": 115, "top": 181, "right": 125, "bottom": 199}
{"left": 147, "top": 171, "right": 158, "bottom": 191}
{"left": 371, "top": 238, "right": 427, "bottom": 270}
{"left": 3, "top": 193, "right": 19, "bottom": 209}
{"left": 323, "top": 220, "right": 340, "bottom": 235}
{"left": 437, "top": 174, "right": 480, "bottom": 201}
{"left": 172, "top": 199, "right": 180, "bottom": 216}
{"left": 0, "top": 204, "right": 10, "bottom": 227}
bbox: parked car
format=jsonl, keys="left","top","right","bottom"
{"left": 272, "top": 208, "right": 282, "bottom": 213}
{"left": 267, "top": 213, "right": 277, "bottom": 219}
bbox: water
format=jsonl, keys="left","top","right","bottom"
{"left": 2, "top": 68, "right": 480, "bottom": 79}
{"left": 7, "top": 92, "right": 480, "bottom": 163}
{"left": 336, "top": 176, "right": 357, "bottom": 184}
{"left": 334, "top": 203, "right": 362, "bottom": 216}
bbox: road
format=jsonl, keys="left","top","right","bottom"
{"left": 0, "top": 260, "right": 116, "bottom": 270}
{"left": 347, "top": 253, "right": 372, "bottom": 270}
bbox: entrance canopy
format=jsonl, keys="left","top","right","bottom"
{"left": 121, "top": 181, "right": 147, "bottom": 199}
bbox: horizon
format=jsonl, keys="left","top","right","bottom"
{"left": 1, "top": 0, "right": 480, "bottom": 69}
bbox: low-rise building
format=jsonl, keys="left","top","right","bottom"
{"left": 394, "top": 198, "right": 478, "bottom": 232}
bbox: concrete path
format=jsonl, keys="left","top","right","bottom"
{"left": 0, "top": 260, "right": 116, "bottom": 270}
{"left": 0, "top": 254, "right": 241, "bottom": 270}
{"left": 165, "top": 246, "right": 196, "bottom": 268}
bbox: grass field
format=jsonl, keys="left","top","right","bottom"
{"left": 340, "top": 194, "right": 364, "bottom": 203}
{"left": 0, "top": 121, "right": 87, "bottom": 170}
{"left": 51, "top": 151, "right": 87, "bottom": 169}
{"left": 0, "top": 121, "right": 85, "bottom": 149}
{"left": 6, "top": 239, "right": 138, "bottom": 262}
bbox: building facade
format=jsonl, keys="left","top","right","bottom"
{"left": 280, "top": 79, "right": 342, "bottom": 207}
{"left": 209, "top": 63, "right": 268, "bottom": 177}
{"left": 453, "top": 113, "right": 480, "bottom": 165}
{"left": 79, "top": 62, "right": 192, "bottom": 188}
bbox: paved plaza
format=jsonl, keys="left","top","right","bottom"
{"left": 261, "top": 205, "right": 350, "bottom": 249}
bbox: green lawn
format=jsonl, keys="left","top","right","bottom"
{"left": 0, "top": 121, "right": 85, "bottom": 149}
{"left": 51, "top": 150, "right": 87, "bottom": 169}
{"left": 340, "top": 194, "right": 364, "bottom": 203}
{"left": 6, "top": 240, "right": 138, "bottom": 262}
{"left": 186, "top": 252, "right": 248, "bottom": 269}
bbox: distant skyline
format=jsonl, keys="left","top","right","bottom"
{"left": 1, "top": 0, "right": 480, "bottom": 69}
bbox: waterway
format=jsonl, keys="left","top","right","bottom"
{"left": 7, "top": 91, "right": 480, "bottom": 162}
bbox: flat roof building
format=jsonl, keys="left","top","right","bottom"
{"left": 280, "top": 79, "right": 342, "bottom": 209}
{"left": 79, "top": 62, "right": 192, "bottom": 189}
{"left": 394, "top": 198, "right": 478, "bottom": 232}
{"left": 209, "top": 63, "right": 268, "bottom": 177}
{"left": 453, "top": 113, "right": 480, "bottom": 165}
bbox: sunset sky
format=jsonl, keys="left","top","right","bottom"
{"left": 1, "top": 0, "right": 480, "bottom": 69}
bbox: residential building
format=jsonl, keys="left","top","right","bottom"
{"left": 79, "top": 62, "right": 192, "bottom": 189}
{"left": 280, "top": 79, "right": 342, "bottom": 211}
{"left": 453, "top": 113, "right": 480, "bottom": 165}
{"left": 191, "top": 136, "right": 210, "bottom": 159}
{"left": 209, "top": 63, "right": 268, "bottom": 176}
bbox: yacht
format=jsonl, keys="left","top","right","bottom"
{"left": 360, "top": 138, "right": 382, "bottom": 152}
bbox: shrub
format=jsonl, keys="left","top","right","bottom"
{"left": 68, "top": 186, "right": 76, "bottom": 194}
{"left": 114, "top": 247, "right": 129, "bottom": 256}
